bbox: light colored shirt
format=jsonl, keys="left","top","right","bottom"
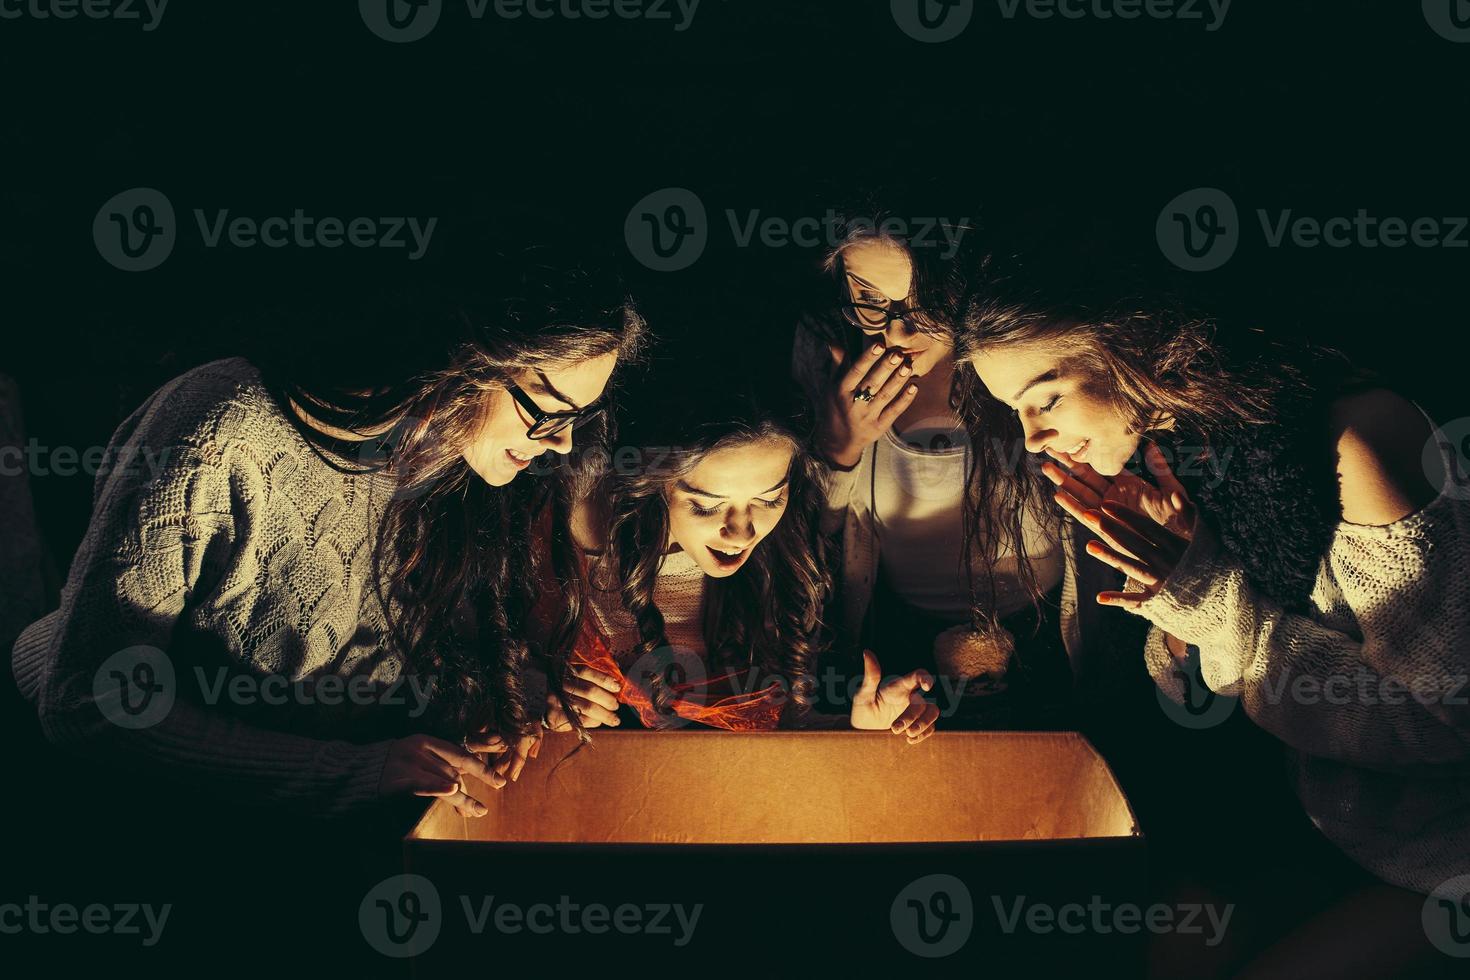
{"left": 872, "top": 425, "right": 1063, "bottom": 620}
{"left": 586, "top": 548, "right": 706, "bottom": 659}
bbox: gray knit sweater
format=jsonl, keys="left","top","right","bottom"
{"left": 11, "top": 358, "right": 411, "bottom": 816}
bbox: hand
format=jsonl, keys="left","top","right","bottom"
{"left": 488, "top": 732, "right": 542, "bottom": 784}
{"left": 849, "top": 650, "right": 940, "bottom": 745}
{"left": 544, "top": 665, "right": 623, "bottom": 732}
{"left": 815, "top": 342, "right": 921, "bottom": 468}
{"left": 1085, "top": 501, "right": 1193, "bottom": 609}
{"left": 378, "top": 734, "right": 503, "bottom": 817}
{"left": 1044, "top": 442, "right": 1198, "bottom": 610}
{"left": 1042, "top": 442, "right": 1195, "bottom": 541}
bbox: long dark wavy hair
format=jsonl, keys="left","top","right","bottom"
{"left": 585, "top": 356, "right": 832, "bottom": 726}
{"left": 806, "top": 209, "right": 1057, "bottom": 635}
{"left": 955, "top": 253, "right": 1339, "bottom": 452}
{"left": 956, "top": 252, "right": 1376, "bottom": 607}
{"left": 261, "top": 248, "right": 647, "bottom": 741}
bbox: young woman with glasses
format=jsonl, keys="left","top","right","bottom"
{"left": 789, "top": 210, "right": 1138, "bottom": 727}
{"left": 11, "top": 246, "right": 646, "bottom": 818}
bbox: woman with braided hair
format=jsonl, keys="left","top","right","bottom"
{"left": 534, "top": 338, "right": 940, "bottom": 741}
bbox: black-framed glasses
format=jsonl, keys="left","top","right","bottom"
{"left": 507, "top": 383, "right": 607, "bottom": 440}
{"left": 838, "top": 301, "right": 935, "bottom": 334}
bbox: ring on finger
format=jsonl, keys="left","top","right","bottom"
{"left": 852, "top": 387, "right": 875, "bottom": 403}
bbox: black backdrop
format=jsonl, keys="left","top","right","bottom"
{"left": 3, "top": 2, "right": 1468, "bottom": 974}
{"left": 6, "top": 0, "right": 1468, "bottom": 559}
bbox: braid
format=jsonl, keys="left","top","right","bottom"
{"left": 611, "top": 492, "right": 684, "bottom": 727}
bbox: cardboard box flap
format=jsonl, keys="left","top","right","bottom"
{"left": 409, "top": 731, "right": 1138, "bottom": 846}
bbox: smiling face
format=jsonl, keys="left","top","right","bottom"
{"left": 839, "top": 239, "right": 953, "bottom": 378}
{"left": 970, "top": 342, "right": 1141, "bottom": 476}
{"left": 664, "top": 436, "right": 796, "bottom": 578}
{"left": 461, "top": 351, "right": 619, "bottom": 487}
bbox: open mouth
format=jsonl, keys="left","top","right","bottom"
{"left": 706, "top": 545, "right": 749, "bottom": 569}
{"left": 505, "top": 448, "right": 536, "bottom": 469}
{"left": 1064, "top": 439, "right": 1090, "bottom": 459}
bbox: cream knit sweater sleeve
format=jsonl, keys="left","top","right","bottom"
{"left": 1137, "top": 491, "right": 1470, "bottom": 770}
{"left": 11, "top": 361, "right": 392, "bottom": 816}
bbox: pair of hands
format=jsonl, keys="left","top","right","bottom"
{"left": 543, "top": 652, "right": 940, "bottom": 744}
{"left": 377, "top": 668, "right": 619, "bottom": 816}
{"left": 379, "top": 719, "right": 558, "bottom": 818}
{"left": 382, "top": 649, "right": 944, "bottom": 817}
{"left": 816, "top": 341, "right": 921, "bottom": 468}
{"left": 378, "top": 733, "right": 508, "bottom": 818}
{"left": 1040, "top": 442, "right": 1197, "bottom": 610}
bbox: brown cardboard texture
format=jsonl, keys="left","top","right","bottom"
{"left": 401, "top": 730, "right": 1146, "bottom": 972}
{"left": 412, "top": 729, "right": 1138, "bottom": 844}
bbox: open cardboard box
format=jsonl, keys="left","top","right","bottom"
{"left": 400, "top": 731, "right": 1145, "bottom": 972}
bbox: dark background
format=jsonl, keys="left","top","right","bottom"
{"left": 2, "top": 1, "right": 1466, "bottom": 974}
{"left": 6, "top": 0, "right": 1467, "bottom": 562}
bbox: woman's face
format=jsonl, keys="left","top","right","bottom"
{"left": 665, "top": 436, "right": 795, "bottom": 578}
{"left": 462, "top": 351, "right": 619, "bottom": 487}
{"left": 840, "top": 239, "right": 953, "bottom": 378}
{"left": 970, "top": 342, "right": 1141, "bottom": 476}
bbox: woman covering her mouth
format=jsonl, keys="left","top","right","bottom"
{"left": 527, "top": 336, "right": 940, "bottom": 740}
{"left": 789, "top": 205, "right": 1143, "bottom": 726}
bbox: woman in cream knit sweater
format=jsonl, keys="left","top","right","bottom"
{"left": 960, "top": 262, "right": 1467, "bottom": 973}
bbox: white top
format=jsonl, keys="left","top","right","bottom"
{"left": 872, "top": 425, "right": 1063, "bottom": 619}
{"left": 587, "top": 548, "right": 706, "bottom": 660}
{"left": 1139, "top": 413, "right": 1470, "bottom": 895}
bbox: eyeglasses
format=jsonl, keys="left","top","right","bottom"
{"left": 507, "top": 383, "right": 607, "bottom": 440}
{"left": 838, "top": 301, "right": 935, "bottom": 334}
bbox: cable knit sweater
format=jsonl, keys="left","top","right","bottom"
{"left": 585, "top": 548, "right": 706, "bottom": 659}
{"left": 1140, "top": 424, "right": 1470, "bottom": 895}
{"left": 10, "top": 357, "right": 412, "bottom": 816}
